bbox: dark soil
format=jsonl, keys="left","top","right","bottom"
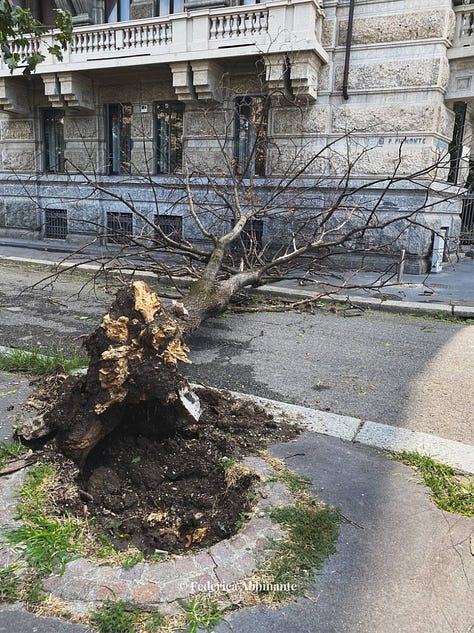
{"left": 40, "top": 387, "right": 298, "bottom": 556}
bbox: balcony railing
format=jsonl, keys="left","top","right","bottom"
{"left": 0, "top": 0, "right": 325, "bottom": 76}
{"left": 449, "top": 4, "right": 474, "bottom": 58}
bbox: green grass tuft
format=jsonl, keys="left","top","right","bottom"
{"left": 6, "top": 516, "right": 82, "bottom": 574}
{"left": 0, "top": 565, "right": 21, "bottom": 603}
{"left": 0, "top": 439, "right": 27, "bottom": 470}
{"left": 179, "top": 595, "right": 225, "bottom": 633}
{"left": 270, "top": 470, "right": 311, "bottom": 496}
{"left": 0, "top": 347, "right": 88, "bottom": 376}
{"left": 5, "top": 463, "right": 84, "bottom": 574}
{"left": 396, "top": 451, "right": 474, "bottom": 517}
{"left": 92, "top": 599, "right": 138, "bottom": 633}
{"left": 141, "top": 611, "right": 166, "bottom": 631}
{"left": 264, "top": 503, "right": 341, "bottom": 600}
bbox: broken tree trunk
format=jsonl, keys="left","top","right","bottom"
{"left": 17, "top": 281, "right": 199, "bottom": 468}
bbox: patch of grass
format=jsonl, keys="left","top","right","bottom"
{"left": 5, "top": 463, "right": 84, "bottom": 574}
{"left": 179, "top": 595, "right": 225, "bottom": 633}
{"left": 139, "top": 611, "right": 166, "bottom": 632}
{"left": 92, "top": 599, "right": 138, "bottom": 633}
{"left": 0, "top": 439, "right": 27, "bottom": 470}
{"left": 6, "top": 517, "right": 82, "bottom": 574}
{"left": 0, "top": 565, "right": 21, "bottom": 603}
{"left": 395, "top": 451, "right": 474, "bottom": 517}
{"left": 0, "top": 347, "right": 88, "bottom": 376}
{"left": 94, "top": 535, "right": 145, "bottom": 568}
{"left": 261, "top": 453, "right": 311, "bottom": 499}
{"left": 262, "top": 503, "right": 341, "bottom": 601}
{"left": 271, "top": 469, "right": 311, "bottom": 496}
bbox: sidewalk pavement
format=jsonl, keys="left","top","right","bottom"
{"left": 1, "top": 237, "right": 474, "bottom": 318}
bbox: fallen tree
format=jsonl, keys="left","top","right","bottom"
{"left": 15, "top": 95, "right": 465, "bottom": 471}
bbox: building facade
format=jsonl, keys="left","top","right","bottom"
{"left": 0, "top": 0, "right": 472, "bottom": 272}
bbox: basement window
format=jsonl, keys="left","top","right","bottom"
{"left": 154, "top": 214, "right": 183, "bottom": 240}
{"left": 44, "top": 208, "right": 68, "bottom": 240}
{"left": 107, "top": 212, "right": 133, "bottom": 244}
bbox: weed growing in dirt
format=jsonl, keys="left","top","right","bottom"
{"left": 395, "top": 452, "right": 474, "bottom": 517}
{"left": 0, "top": 348, "right": 88, "bottom": 375}
{"left": 270, "top": 469, "right": 311, "bottom": 496}
{"left": 92, "top": 599, "right": 138, "bottom": 633}
{"left": 5, "top": 463, "right": 84, "bottom": 573}
{"left": 0, "top": 565, "right": 21, "bottom": 602}
{"left": 140, "top": 611, "right": 166, "bottom": 631}
{"left": 94, "top": 535, "right": 145, "bottom": 568}
{"left": 179, "top": 595, "right": 225, "bottom": 633}
{"left": 0, "top": 439, "right": 27, "bottom": 469}
{"left": 261, "top": 453, "right": 311, "bottom": 499}
{"left": 263, "top": 503, "right": 340, "bottom": 600}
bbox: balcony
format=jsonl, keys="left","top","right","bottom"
{"left": 446, "top": 4, "right": 474, "bottom": 103}
{"left": 448, "top": 4, "right": 474, "bottom": 59}
{"left": 0, "top": 0, "right": 326, "bottom": 76}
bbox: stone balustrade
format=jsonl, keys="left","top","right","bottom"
{"left": 0, "top": 0, "right": 326, "bottom": 76}
{"left": 449, "top": 4, "right": 474, "bottom": 57}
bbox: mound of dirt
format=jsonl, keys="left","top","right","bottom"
{"left": 44, "top": 388, "right": 298, "bottom": 556}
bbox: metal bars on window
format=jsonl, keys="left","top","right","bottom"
{"left": 154, "top": 214, "right": 183, "bottom": 240}
{"left": 461, "top": 194, "right": 474, "bottom": 246}
{"left": 44, "top": 208, "right": 68, "bottom": 239}
{"left": 105, "top": 103, "right": 132, "bottom": 175}
{"left": 107, "top": 211, "right": 133, "bottom": 244}
{"left": 234, "top": 96, "right": 268, "bottom": 177}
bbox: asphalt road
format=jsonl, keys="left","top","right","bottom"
{"left": 0, "top": 259, "right": 473, "bottom": 444}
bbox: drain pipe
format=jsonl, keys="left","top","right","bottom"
{"left": 342, "top": 0, "right": 356, "bottom": 100}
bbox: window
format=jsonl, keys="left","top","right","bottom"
{"left": 232, "top": 218, "right": 264, "bottom": 254}
{"left": 155, "top": 0, "right": 184, "bottom": 17}
{"left": 42, "top": 108, "right": 65, "bottom": 174}
{"left": 155, "top": 102, "right": 184, "bottom": 174}
{"left": 448, "top": 101, "right": 467, "bottom": 185}
{"left": 105, "top": 103, "right": 132, "bottom": 175}
{"left": 234, "top": 96, "right": 268, "bottom": 177}
{"left": 44, "top": 208, "right": 68, "bottom": 239}
{"left": 106, "top": 0, "right": 130, "bottom": 22}
{"left": 240, "top": 219, "right": 264, "bottom": 251}
{"left": 154, "top": 214, "right": 183, "bottom": 240}
{"left": 107, "top": 212, "right": 133, "bottom": 244}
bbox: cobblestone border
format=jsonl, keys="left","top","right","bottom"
{"left": 0, "top": 456, "right": 295, "bottom": 617}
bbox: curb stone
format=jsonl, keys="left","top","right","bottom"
{"left": 1, "top": 254, "right": 472, "bottom": 319}
{"left": 223, "top": 390, "right": 474, "bottom": 474}
{"left": 252, "top": 285, "right": 459, "bottom": 318}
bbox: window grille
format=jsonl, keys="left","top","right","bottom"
{"left": 44, "top": 208, "right": 68, "bottom": 240}
{"left": 154, "top": 214, "right": 183, "bottom": 240}
{"left": 233, "top": 218, "right": 264, "bottom": 252}
{"left": 107, "top": 212, "right": 133, "bottom": 244}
